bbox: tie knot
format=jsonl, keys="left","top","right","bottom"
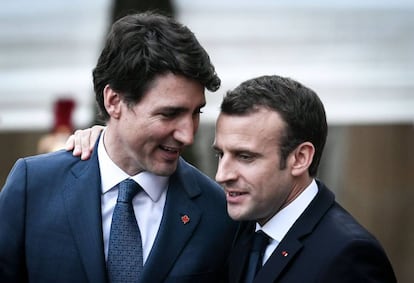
{"left": 117, "top": 179, "right": 141, "bottom": 203}
{"left": 251, "top": 230, "right": 269, "bottom": 252}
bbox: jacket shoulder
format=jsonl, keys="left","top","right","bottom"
{"left": 6, "top": 150, "right": 83, "bottom": 186}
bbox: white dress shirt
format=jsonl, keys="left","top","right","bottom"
{"left": 256, "top": 179, "right": 318, "bottom": 264}
{"left": 98, "top": 131, "right": 168, "bottom": 263}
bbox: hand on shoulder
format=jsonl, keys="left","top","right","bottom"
{"left": 65, "top": 125, "right": 105, "bottom": 160}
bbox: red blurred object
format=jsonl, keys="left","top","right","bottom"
{"left": 53, "top": 98, "right": 76, "bottom": 133}
{"left": 37, "top": 98, "right": 76, "bottom": 153}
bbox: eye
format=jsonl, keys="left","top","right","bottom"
{"left": 160, "top": 110, "right": 180, "bottom": 118}
{"left": 238, "top": 153, "right": 255, "bottom": 162}
{"left": 213, "top": 150, "right": 223, "bottom": 159}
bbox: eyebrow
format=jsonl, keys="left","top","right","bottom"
{"left": 211, "top": 144, "right": 220, "bottom": 151}
{"left": 159, "top": 102, "right": 206, "bottom": 112}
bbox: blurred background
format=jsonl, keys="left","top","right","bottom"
{"left": 1, "top": 0, "right": 413, "bottom": 281}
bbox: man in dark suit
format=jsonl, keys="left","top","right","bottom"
{"left": 66, "top": 74, "right": 398, "bottom": 283}
{"left": 213, "top": 75, "right": 397, "bottom": 282}
{"left": 0, "top": 12, "right": 236, "bottom": 282}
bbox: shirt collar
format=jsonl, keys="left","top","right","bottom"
{"left": 97, "top": 130, "right": 169, "bottom": 202}
{"left": 256, "top": 179, "right": 318, "bottom": 243}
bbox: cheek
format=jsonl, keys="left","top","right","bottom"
{"left": 245, "top": 171, "right": 268, "bottom": 200}
{"left": 143, "top": 121, "right": 172, "bottom": 139}
{"left": 251, "top": 168, "right": 283, "bottom": 199}
{"left": 266, "top": 173, "right": 291, "bottom": 202}
{"left": 248, "top": 165, "right": 275, "bottom": 187}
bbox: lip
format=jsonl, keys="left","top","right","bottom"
{"left": 225, "top": 190, "right": 248, "bottom": 204}
{"left": 159, "top": 145, "right": 181, "bottom": 161}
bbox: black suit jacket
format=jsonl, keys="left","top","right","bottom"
{"left": 229, "top": 180, "right": 397, "bottom": 283}
{"left": 0, "top": 140, "right": 237, "bottom": 283}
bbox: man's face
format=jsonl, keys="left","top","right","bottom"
{"left": 106, "top": 73, "right": 205, "bottom": 176}
{"left": 213, "top": 108, "right": 295, "bottom": 225}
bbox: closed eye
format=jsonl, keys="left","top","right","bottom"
{"left": 159, "top": 108, "right": 185, "bottom": 119}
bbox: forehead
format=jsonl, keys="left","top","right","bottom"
{"left": 215, "top": 108, "right": 285, "bottom": 148}
{"left": 141, "top": 73, "right": 206, "bottom": 106}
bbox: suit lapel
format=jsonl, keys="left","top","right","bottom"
{"left": 254, "top": 180, "right": 335, "bottom": 283}
{"left": 140, "top": 159, "right": 202, "bottom": 282}
{"left": 62, "top": 142, "right": 108, "bottom": 283}
{"left": 255, "top": 239, "right": 303, "bottom": 282}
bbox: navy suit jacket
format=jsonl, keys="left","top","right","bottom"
{"left": 229, "top": 180, "right": 397, "bottom": 283}
{"left": 0, "top": 142, "right": 237, "bottom": 283}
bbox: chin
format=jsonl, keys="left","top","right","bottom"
{"left": 153, "top": 164, "right": 178, "bottom": 176}
{"left": 227, "top": 209, "right": 245, "bottom": 222}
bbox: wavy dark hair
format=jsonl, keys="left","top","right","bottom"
{"left": 93, "top": 11, "right": 220, "bottom": 121}
{"left": 220, "top": 75, "right": 327, "bottom": 177}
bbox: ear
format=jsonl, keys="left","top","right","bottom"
{"left": 290, "top": 142, "right": 315, "bottom": 177}
{"left": 103, "top": 85, "right": 121, "bottom": 119}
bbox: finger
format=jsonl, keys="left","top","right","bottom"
{"left": 79, "top": 129, "right": 93, "bottom": 160}
{"left": 73, "top": 129, "right": 84, "bottom": 157}
{"left": 64, "top": 134, "right": 75, "bottom": 151}
{"left": 89, "top": 125, "right": 105, "bottom": 151}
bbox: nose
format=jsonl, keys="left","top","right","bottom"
{"left": 174, "top": 116, "right": 197, "bottom": 146}
{"left": 215, "top": 155, "right": 235, "bottom": 184}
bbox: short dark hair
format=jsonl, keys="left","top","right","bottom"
{"left": 93, "top": 12, "right": 220, "bottom": 121}
{"left": 220, "top": 75, "right": 327, "bottom": 177}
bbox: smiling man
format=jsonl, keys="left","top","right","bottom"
{"left": 64, "top": 73, "right": 398, "bottom": 283}
{"left": 0, "top": 12, "right": 236, "bottom": 283}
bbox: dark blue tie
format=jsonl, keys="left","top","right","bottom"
{"left": 243, "top": 230, "right": 270, "bottom": 283}
{"left": 107, "top": 179, "right": 143, "bottom": 283}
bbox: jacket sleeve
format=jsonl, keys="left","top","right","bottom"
{"left": 0, "top": 159, "right": 29, "bottom": 282}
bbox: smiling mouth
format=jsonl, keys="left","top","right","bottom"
{"left": 228, "top": 191, "right": 247, "bottom": 197}
{"left": 160, "top": 145, "right": 180, "bottom": 153}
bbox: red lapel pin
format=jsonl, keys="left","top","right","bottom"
{"left": 181, "top": 214, "right": 190, "bottom": 224}
{"left": 281, "top": 251, "right": 289, "bottom": 257}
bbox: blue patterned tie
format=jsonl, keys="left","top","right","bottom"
{"left": 107, "top": 179, "right": 143, "bottom": 283}
{"left": 243, "top": 230, "right": 270, "bottom": 283}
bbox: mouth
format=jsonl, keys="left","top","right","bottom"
{"left": 159, "top": 145, "right": 181, "bottom": 160}
{"left": 225, "top": 190, "right": 248, "bottom": 204}
{"left": 228, "top": 191, "right": 247, "bottom": 197}
{"left": 160, "top": 145, "right": 180, "bottom": 153}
